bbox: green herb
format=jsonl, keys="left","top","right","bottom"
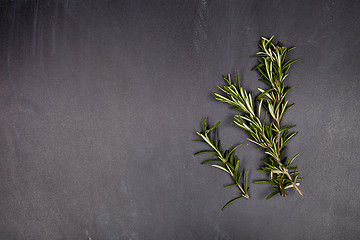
{"left": 214, "top": 36, "right": 303, "bottom": 199}
{"left": 194, "top": 118, "right": 249, "bottom": 210}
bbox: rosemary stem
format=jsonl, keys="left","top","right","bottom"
{"left": 275, "top": 97, "right": 303, "bottom": 196}
{"left": 203, "top": 133, "right": 249, "bottom": 199}
{"left": 226, "top": 166, "right": 249, "bottom": 199}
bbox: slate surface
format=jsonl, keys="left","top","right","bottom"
{"left": 1, "top": 0, "right": 360, "bottom": 239}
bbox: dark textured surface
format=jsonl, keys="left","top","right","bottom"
{"left": 1, "top": 0, "right": 360, "bottom": 239}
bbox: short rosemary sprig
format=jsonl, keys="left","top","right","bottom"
{"left": 194, "top": 118, "right": 249, "bottom": 210}
{"left": 214, "top": 36, "right": 303, "bottom": 199}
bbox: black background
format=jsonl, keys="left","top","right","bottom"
{"left": 1, "top": 0, "right": 360, "bottom": 239}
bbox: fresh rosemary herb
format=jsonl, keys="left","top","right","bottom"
{"left": 214, "top": 36, "right": 303, "bottom": 199}
{"left": 194, "top": 118, "right": 249, "bottom": 210}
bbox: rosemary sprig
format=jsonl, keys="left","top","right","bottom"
{"left": 194, "top": 118, "right": 249, "bottom": 210}
{"left": 214, "top": 36, "right": 303, "bottom": 199}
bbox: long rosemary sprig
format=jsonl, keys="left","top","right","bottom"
{"left": 194, "top": 118, "right": 249, "bottom": 210}
{"left": 214, "top": 36, "right": 303, "bottom": 199}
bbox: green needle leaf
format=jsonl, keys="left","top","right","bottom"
{"left": 287, "top": 153, "right": 300, "bottom": 166}
{"left": 210, "top": 165, "right": 231, "bottom": 174}
{"left": 244, "top": 169, "right": 249, "bottom": 191}
{"left": 254, "top": 180, "right": 273, "bottom": 184}
{"left": 266, "top": 190, "right": 281, "bottom": 200}
{"left": 194, "top": 150, "right": 215, "bottom": 155}
{"left": 209, "top": 121, "right": 221, "bottom": 131}
{"left": 201, "top": 159, "right": 222, "bottom": 164}
{"left": 221, "top": 196, "right": 245, "bottom": 211}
